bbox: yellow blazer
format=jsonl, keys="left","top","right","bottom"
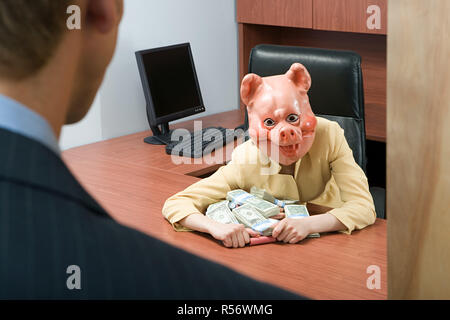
{"left": 162, "top": 117, "right": 376, "bottom": 234}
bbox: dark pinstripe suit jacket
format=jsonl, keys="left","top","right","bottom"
{"left": 0, "top": 128, "right": 301, "bottom": 299}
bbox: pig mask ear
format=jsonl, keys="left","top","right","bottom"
{"left": 240, "top": 73, "right": 263, "bottom": 107}
{"left": 285, "top": 63, "right": 311, "bottom": 92}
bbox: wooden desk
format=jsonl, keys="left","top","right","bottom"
{"left": 62, "top": 112, "right": 387, "bottom": 300}
{"left": 63, "top": 110, "right": 244, "bottom": 178}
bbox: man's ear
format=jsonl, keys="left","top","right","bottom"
{"left": 285, "top": 63, "right": 311, "bottom": 92}
{"left": 240, "top": 73, "right": 263, "bottom": 107}
{"left": 86, "top": 0, "right": 120, "bottom": 33}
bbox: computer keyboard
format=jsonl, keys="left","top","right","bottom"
{"left": 165, "top": 126, "right": 241, "bottom": 158}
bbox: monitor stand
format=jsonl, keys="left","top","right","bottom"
{"left": 144, "top": 123, "right": 174, "bottom": 145}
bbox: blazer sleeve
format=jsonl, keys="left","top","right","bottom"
{"left": 327, "top": 122, "right": 377, "bottom": 234}
{"left": 162, "top": 156, "right": 243, "bottom": 231}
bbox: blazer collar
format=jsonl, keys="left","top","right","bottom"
{"left": 250, "top": 140, "right": 303, "bottom": 177}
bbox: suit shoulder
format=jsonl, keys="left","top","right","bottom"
{"left": 316, "top": 116, "right": 341, "bottom": 132}
{"left": 309, "top": 117, "right": 344, "bottom": 155}
{"left": 315, "top": 116, "right": 344, "bottom": 140}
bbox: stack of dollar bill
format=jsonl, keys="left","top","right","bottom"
{"left": 226, "top": 189, "right": 280, "bottom": 218}
{"left": 231, "top": 203, "right": 278, "bottom": 236}
{"left": 205, "top": 200, "right": 240, "bottom": 225}
{"left": 250, "top": 186, "right": 299, "bottom": 208}
{"left": 284, "top": 205, "right": 320, "bottom": 238}
{"left": 205, "top": 189, "right": 320, "bottom": 239}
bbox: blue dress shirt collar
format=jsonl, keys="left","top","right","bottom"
{"left": 0, "top": 94, "right": 60, "bottom": 155}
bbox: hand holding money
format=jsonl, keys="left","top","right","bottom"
{"left": 208, "top": 221, "right": 260, "bottom": 248}
{"left": 271, "top": 217, "right": 312, "bottom": 243}
{"left": 205, "top": 191, "right": 319, "bottom": 247}
{"left": 205, "top": 199, "right": 268, "bottom": 247}
{"left": 284, "top": 205, "right": 320, "bottom": 238}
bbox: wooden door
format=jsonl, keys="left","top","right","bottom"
{"left": 388, "top": 0, "right": 450, "bottom": 299}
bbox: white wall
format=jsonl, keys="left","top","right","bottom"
{"left": 60, "top": 0, "right": 239, "bottom": 150}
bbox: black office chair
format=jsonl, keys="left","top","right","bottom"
{"left": 243, "top": 44, "right": 385, "bottom": 219}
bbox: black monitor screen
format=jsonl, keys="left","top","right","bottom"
{"left": 139, "top": 44, "right": 202, "bottom": 119}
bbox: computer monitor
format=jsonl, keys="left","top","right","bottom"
{"left": 135, "top": 43, "right": 205, "bottom": 144}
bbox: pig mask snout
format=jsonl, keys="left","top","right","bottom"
{"left": 272, "top": 124, "right": 302, "bottom": 145}
{"left": 279, "top": 126, "right": 297, "bottom": 142}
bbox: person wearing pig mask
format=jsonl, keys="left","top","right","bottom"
{"left": 162, "top": 63, "right": 376, "bottom": 248}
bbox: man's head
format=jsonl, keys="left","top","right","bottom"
{"left": 241, "top": 63, "right": 317, "bottom": 166}
{"left": 0, "top": 0, "right": 123, "bottom": 128}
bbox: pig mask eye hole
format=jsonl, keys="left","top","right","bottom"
{"left": 263, "top": 118, "right": 276, "bottom": 127}
{"left": 286, "top": 114, "right": 299, "bottom": 123}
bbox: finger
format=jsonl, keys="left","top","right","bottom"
{"left": 270, "top": 214, "right": 281, "bottom": 219}
{"left": 271, "top": 213, "right": 285, "bottom": 220}
{"left": 272, "top": 219, "right": 287, "bottom": 238}
{"left": 245, "top": 228, "right": 261, "bottom": 238}
{"left": 271, "top": 221, "right": 284, "bottom": 238}
{"left": 289, "top": 236, "right": 303, "bottom": 244}
{"left": 243, "top": 230, "right": 250, "bottom": 244}
{"left": 284, "top": 232, "right": 297, "bottom": 243}
{"left": 223, "top": 238, "right": 232, "bottom": 247}
{"left": 277, "top": 228, "right": 292, "bottom": 242}
{"left": 237, "top": 231, "right": 245, "bottom": 247}
{"left": 231, "top": 232, "right": 239, "bottom": 248}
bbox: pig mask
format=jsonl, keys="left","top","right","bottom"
{"left": 240, "top": 63, "right": 317, "bottom": 166}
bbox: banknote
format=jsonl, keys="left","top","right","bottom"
{"left": 226, "top": 189, "right": 254, "bottom": 205}
{"left": 284, "top": 205, "right": 320, "bottom": 238}
{"left": 251, "top": 218, "right": 279, "bottom": 236}
{"left": 227, "top": 189, "right": 280, "bottom": 218}
{"left": 206, "top": 200, "right": 229, "bottom": 214}
{"left": 250, "top": 186, "right": 300, "bottom": 207}
{"left": 206, "top": 200, "right": 240, "bottom": 225}
{"left": 250, "top": 186, "right": 285, "bottom": 207}
{"left": 284, "top": 204, "right": 310, "bottom": 218}
{"left": 282, "top": 199, "right": 300, "bottom": 205}
{"left": 305, "top": 232, "right": 320, "bottom": 238}
{"left": 231, "top": 203, "right": 267, "bottom": 227}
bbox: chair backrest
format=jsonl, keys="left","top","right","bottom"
{"left": 245, "top": 44, "right": 367, "bottom": 172}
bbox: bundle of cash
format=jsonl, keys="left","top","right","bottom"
{"left": 231, "top": 203, "right": 266, "bottom": 227}
{"left": 226, "top": 189, "right": 255, "bottom": 206}
{"left": 250, "top": 186, "right": 299, "bottom": 207}
{"left": 284, "top": 205, "right": 320, "bottom": 238}
{"left": 206, "top": 200, "right": 229, "bottom": 214}
{"left": 206, "top": 200, "right": 240, "bottom": 225}
{"left": 250, "top": 186, "right": 284, "bottom": 207}
{"left": 227, "top": 189, "right": 280, "bottom": 218}
{"left": 251, "top": 218, "right": 279, "bottom": 236}
{"left": 284, "top": 204, "right": 310, "bottom": 218}
{"left": 283, "top": 199, "right": 301, "bottom": 205}
{"left": 232, "top": 204, "right": 277, "bottom": 236}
